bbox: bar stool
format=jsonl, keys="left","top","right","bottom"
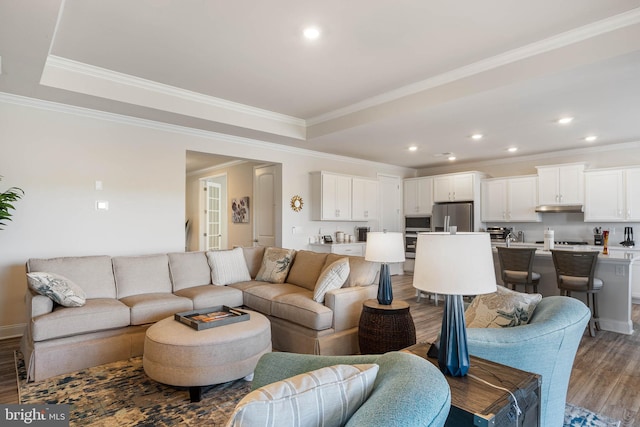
{"left": 496, "top": 247, "right": 541, "bottom": 293}
{"left": 551, "top": 250, "right": 603, "bottom": 337}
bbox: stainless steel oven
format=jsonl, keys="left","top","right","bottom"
{"left": 405, "top": 215, "right": 431, "bottom": 259}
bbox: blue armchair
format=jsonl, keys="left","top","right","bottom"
{"left": 466, "top": 296, "right": 590, "bottom": 427}
{"left": 251, "top": 351, "right": 451, "bottom": 427}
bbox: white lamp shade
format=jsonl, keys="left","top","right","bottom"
{"left": 365, "top": 232, "right": 406, "bottom": 263}
{"left": 412, "top": 232, "right": 497, "bottom": 296}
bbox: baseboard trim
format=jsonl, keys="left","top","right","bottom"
{"left": 599, "top": 318, "right": 634, "bottom": 335}
{"left": 0, "top": 323, "right": 25, "bottom": 340}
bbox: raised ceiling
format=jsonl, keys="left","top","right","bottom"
{"left": 2, "top": 0, "right": 640, "bottom": 168}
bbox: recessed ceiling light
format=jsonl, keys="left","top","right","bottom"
{"left": 303, "top": 27, "right": 321, "bottom": 40}
{"left": 471, "top": 134, "right": 483, "bottom": 140}
{"left": 408, "top": 146, "right": 418, "bottom": 152}
{"left": 584, "top": 135, "right": 597, "bottom": 142}
{"left": 448, "top": 155, "right": 456, "bottom": 161}
{"left": 557, "top": 117, "right": 574, "bottom": 125}
{"left": 507, "top": 147, "right": 518, "bottom": 153}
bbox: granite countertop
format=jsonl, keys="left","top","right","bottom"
{"left": 491, "top": 242, "right": 639, "bottom": 262}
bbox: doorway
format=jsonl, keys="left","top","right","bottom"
{"left": 199, "top": 174, "right": 228, "bottom": 251}
{"left": 253, "top": 164, "right": 279, "bottom": 247}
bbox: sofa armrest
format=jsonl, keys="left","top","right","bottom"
{"left": 325, "top": 285, "right": 378, "bottom": 331}
{"left": 25, "top": 289, "right": 53, "bottom": 318}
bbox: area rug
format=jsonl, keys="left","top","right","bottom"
{"left": 16, "top": 352, "right": 621, "bottom": 427}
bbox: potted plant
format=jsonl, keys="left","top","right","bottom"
{"left": 0, "top": 176, "right": 24, "bottom": 229}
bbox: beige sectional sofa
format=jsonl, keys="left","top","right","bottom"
{"left": 21, "top": 247, "right": 379, "bottom": 382}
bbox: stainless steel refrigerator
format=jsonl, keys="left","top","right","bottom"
{"left": 432, "top": 202, "right": 473, "bottom": 232}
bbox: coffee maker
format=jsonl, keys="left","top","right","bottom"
{"left": 356, "top": 227, "right": 370, "bottom": 242}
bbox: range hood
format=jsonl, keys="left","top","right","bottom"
{"left": 535, "top": 205, "right": 584, "bottom": 213}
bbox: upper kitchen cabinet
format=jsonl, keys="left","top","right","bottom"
{"left": 433, "top": 172, "right": 475, "bottom": 202}
{"left": 311, "top": 171, "right": 352, "bottom": 221}
{"left": 536, "top": 163, "right": 585, "bottom": 206}
{"left": 481, "top": 176, "right": 540, "bottom": 222}
{"left": 584, "top": 167, "right": 640, "bottom": 222}
{"left": 403, "top": 177, "right": 433, "bottom": 215}
{"left": 352, "top": 177, "right": 379, "bottom": 221}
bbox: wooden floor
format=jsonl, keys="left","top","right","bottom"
{"left": 1, "top": 274, "right": 639, "bottom": 425}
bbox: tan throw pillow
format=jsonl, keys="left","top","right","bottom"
{"left": 226, "top": 364, "right": 379, "bottom": 427}
{"left": 207, "top": 247, "right": 252, "bottom": 286}
{"left": 465, "top": 285, "right": 542, "bottom": 328}
{"left": 26, "top": 272, "right": 87, "bottom": 307}
{"left": 255, "top": 247, "right": 296, "bottom": 284}
{"left": 313, "top": 258, "right": 350, "bottom": 302}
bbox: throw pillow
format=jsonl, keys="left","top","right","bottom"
{"left": 26, "top": 272, "right": 87, "bottom": 307}
{"left": 255, "top": 247, "right": 296, "bottom": 284}
{"left": 313, "top": 258, "right": 350, "bottom": 303}
{"left": 226, "top": 364, "right": 379, "bottom": 427}
{"left": 465, "top": 285, "right": 542, "bottom": 328}
{"left": 207, "top": 247, "right": 251, "bottom": 285}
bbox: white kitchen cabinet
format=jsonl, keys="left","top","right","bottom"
{"left": 433, "top": 173, "right": 474, "bottom": 202}
{"left": 585, "top": 167, "right": 640, "bottom": 222}
{"left": 403, "top": 177, "right": 433, "bottom": 215}
{"left": 352, "top": 178, "right": 379, "bottom": 221}
{"left": 310, "top": 172, "right": 352, "bottom": 221}
{"left": 481, "top": 176, "right": 540, "bottom": 222}
{"left": 536, "top": 164, "right": 584, "bottom": 206}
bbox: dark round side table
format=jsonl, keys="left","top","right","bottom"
{"left": 358, "top": 299, "right": 417, "bottom": 354}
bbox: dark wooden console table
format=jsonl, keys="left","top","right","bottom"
{"left": 404, "top": 342, "right": 541, "bottom": 427}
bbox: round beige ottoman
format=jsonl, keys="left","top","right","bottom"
{"left": 143, "top": 310, "right": 271, "bottom": 402}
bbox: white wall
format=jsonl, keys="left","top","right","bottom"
{"left": 0, "top": 94, "right": 413, "bottom": 337}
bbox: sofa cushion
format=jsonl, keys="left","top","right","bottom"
{"left": 271, "top": 290, "right": 334, "bottom": 330}
{"left": 119, "top": 293, "right": 193, "bottom": 325}
{"left": 168, "top": 252, "right": 212, "bottom": 292}
{"left": 227, "top": 364, "right": 379, "bottom": 427}
{"left": 255, "top": 248, "right": 296, "bottom": 284}
{"left": 174, "top": 284, "right": 244, "bottom": 309}
{"left": 31, "top": 298, "right": 130, "bottom": 342}
{"left": 324, "top": 254, "right": 378, "bottom": 287}
{"left": 113, "top": 254, "right": 173, "bottom": 299}
{"left": 26, "top": 272, "right": 86, "bottom": 307}
{"left": 242, "top": 246, "right": 266, "bottom": 278}
{"left": 286, "top": 250, "right": 329, "bottom": 291}
{"left": 242, "top": 283, "right": 304, "bottom": 315}
{"left": 313, "top": 258, "right": 350, "bottom": 303}
{"left": 27, "top": 255, "right": 116, "bottom": 299}
{"left": 465, "top": 285, "right": 542, "bottom": 328}
{"left": 207, "top": 247, "right": 251, "bottom": 285}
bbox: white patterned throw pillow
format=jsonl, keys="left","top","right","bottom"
{"left": 26, "top": 272, "right": 87, "bottom": 307}
{"left": 226, "top": 364, "right": 379, "bottom": 427}
{"left": 465, "top": 285, "right": 542, "bottom": 328}
{"left": 313, "top": 257, "right": 350, "bottom": 302}
{"left": 207, "top": 247, "right": 251, "bottom": 285}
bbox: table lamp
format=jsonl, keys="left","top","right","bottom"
{"left": 365, "top": 231, "right": 406, "bottom": 305}
{"left": 412, "top": 231, "right": 497, "bottom": 376}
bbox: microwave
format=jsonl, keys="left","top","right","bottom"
{"left": 405, "top": 215, "right": 431, "bottom": 232}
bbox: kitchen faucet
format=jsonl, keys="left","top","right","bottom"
{"left": 505, "top": 231, "right": 517, "bottom": 248}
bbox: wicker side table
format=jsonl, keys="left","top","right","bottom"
{"left": 358, "top": 299, "right": 417, "bottom": 354}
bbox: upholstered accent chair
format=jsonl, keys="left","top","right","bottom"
{"left": 248, "top": 351, "right": 451, "bottom": 427}
{"left": 466, "top": 296, "right": 590, "bottom": 427}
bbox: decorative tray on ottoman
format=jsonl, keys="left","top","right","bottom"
{"left": 175, "top": 306, "right": 250, "bottom": 331}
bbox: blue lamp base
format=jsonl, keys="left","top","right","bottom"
{"left": 377, "top": 263, "right": 393, "bottom": 305}
{"left": 438, "top": 294, "right": 469, "bottom": 377}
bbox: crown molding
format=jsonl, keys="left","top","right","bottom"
{"left": 0, "top": 91, "right": 409, "bottom": 172}
{"left": 44, "top": 55, "right": 306, "bottom": 128}
{"left": 187, "top": 160, "right": 248, "bottom": 177}
{"left": 308, "top": 8, "right": 640, "bottom": 126}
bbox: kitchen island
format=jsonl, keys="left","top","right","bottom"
{"left": 492, "top": 243, "right": 637, "bottom": 335}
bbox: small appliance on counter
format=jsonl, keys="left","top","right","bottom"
{"left": 620, "top": 227, "right": 635, "bottom": 247}
{"left": 356, "top": 226, "right": 370, "bottom": 242}
{"left": 487, "top": 227, "right": 513, "bottom": 242}
{"left": 593, "top": 227, "right": 603, "bottom": 246}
